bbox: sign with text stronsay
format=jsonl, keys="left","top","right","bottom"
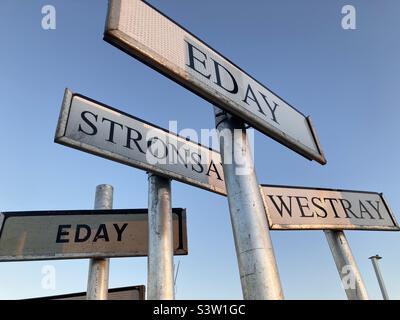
{"left": 55, "top": 89, "right": 226, "bottom": 195}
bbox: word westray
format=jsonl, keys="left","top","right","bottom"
{"left": 260, "top": 185, "right": 399, "bottom": 231}
{"left": 267, "top": 195, "right": 383, "bottom": 220}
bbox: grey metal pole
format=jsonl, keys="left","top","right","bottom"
{"left": 147, "top": 173, "right": 174, "bottom": 300}
{"left": 87, "top": 184, "right": 113, "bottom": 300}
{"left": 369, "top": 255, "right": 389, "bottom": 300}
{"left": 214, "top": 108, "right": 284, "bottom": 300}
{"left": 324, "top": 230, "right": 368, "bottom": 300}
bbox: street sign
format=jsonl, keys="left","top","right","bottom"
{"left": 260, "top": 185, "right": 399, "bottom": 231}
{"left": 0, "top": 208, "right": 187, "bottom": 261}
{"left": 55, "top": 89, "right": 226, "bottom": 195}
{"left": 25, "top": 285, "right": 145, "bottom": 300}
{"left": 104, "top": 0, "right": 326, "bottom": 165}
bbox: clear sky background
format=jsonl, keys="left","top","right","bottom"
{"left": 0, "top": 0, "right": 399, "bottom": 300}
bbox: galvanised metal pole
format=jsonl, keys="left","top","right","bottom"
{"left": 147, "top": 173, "right": 174, "bottom": 300}
{"left": 324, "top": 230, "right": 368, "bottom": 300}
{"left": 87, "top": 184, "right": 113, "bottom": 300}
{"left": 369, "top": 255, "right": 389, "bottom": 300}
{"left": 214, "top": 107, "right": 284, "bottom": 300}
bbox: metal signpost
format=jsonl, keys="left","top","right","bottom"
{"left": 55, "top": 88, "right": 286, "bottom": 299}
{"left": 53, "top": 89, "right": 399, "bottom": 299}
{"left": 4, "top": 0, "right": 393, "bottom": 301}
{"left": 215, "top": 109, "right": 283, "bottom": 300}
{"left": 104, "top": 0, "right": 326, "bottom": 165}
{"left": 102, "top": 0, "right": 329, "bottom": 300}
{"left": 56, "top": 88, "right": 230, "bottom": 300}
{"left": 0, "top": 208, "right": 187, "bottom": 261}
{"left": 87, "top": 184, "right": 113, "bottom": 300}
{"left": 369, "top": 255, "right": 389, "bottom": 300}
{"left": 324, "top": 230, "right": 369, "bottom": 300}
{"left": 148, "top": 174, "right": 174, "bottom": 300}
{"left": 26, "top": 285, "right": 145, "bottom": 301}
{"left": 259, "top": 184, "right": 399, "bottom": 300}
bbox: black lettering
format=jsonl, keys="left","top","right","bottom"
{"left": 185, "top": 41, "right": 211, "bottom": 79}
{"left": 242, "top": 84, "right": 265, "bottom": 115}
{"left": 268, "top": 195, "right": 293, "bottom": 217}
{"left": 295, "top": 196, "right": 314, "bottom": 218}
{"left": 339, "top": 199, "right": 361, "bottom": 219}
{"left": 211, "top": 59, "right": 238, "bottom": 94}
{"left": 56, "top": 225, "right": 71, "bottom": 243}
{"left": 78, "top": 111, "right": 98, "bottom": 136}
{"left": 125, "top": 126, "right": 145, "bottom": 153}
{"left": 324, "top": 198, "right": 341, "bottom": 218}
{"left": 311, "top": 197, "right": 328, "bottom": 218}
{"left": 258, "top": 92, "right": 280, "bottom": 124}
{"left": 191, "top": 152, "right": 204, "bottom": 173}
{"left": 205, "top": 160, "right": 223, "bottom": 181}
{"left": 74, "top": 224, "right": 91, "bottom": 242}
{"left": 359, "top": 201, "right": 375, "bottom": 219}
{"left": 147, "top": 137, "right": 168, "bottom": 160}
{"left": 113, "top": 223, "right": 128, "bottom": 242}
{"left": 102, "top": 117, "right": 123, "bottom": 144}
{"left": 366, "top": 200, "right": 384, "bottom": 220}
{"left": 93, "top": 224, "right": 109, "bottom": 242}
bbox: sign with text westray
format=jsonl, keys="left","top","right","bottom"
{"left": 104, "top": 0, "right": 326, "bottom": 165}
{"left": 0, "top": 208, "right": 187, "bottom": 261}
{"left": 260, "top": 185, "right": 399, "bottom": 231}
{"left": 55, "top": 89, "right": 226, "bottom": 195}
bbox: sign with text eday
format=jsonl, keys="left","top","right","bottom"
{"left": 104, "top": 0, "right": 326, "bottom": 165}
{"left": 0, "top": 208, "right": 187, "bottom": 261}
{"left": 260, "top": 185, "right": 399, "bottom": 231}
{"left": 55, "top": 89, "right": 226, "bottom": 195}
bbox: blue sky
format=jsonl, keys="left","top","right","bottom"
{"left": 0, "top": 0, "right": 400, "bottom": 299}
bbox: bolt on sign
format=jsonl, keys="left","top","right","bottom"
{"left": 25, "top": 286, "right": 145, "bottom": 300}
{"left": 0, "top": 208, "right": 187, "bottom": 261}
{"left": 104, "top": 0, "right": 326, "bottom": 165}
{"left": 55, "top": 89, "right": 226, "bottom": 195}
{"left": 260, "top": 185, "right": 399, "bottom": 231}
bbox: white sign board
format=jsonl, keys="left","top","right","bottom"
{"left": 55, "top": 89, "right": 226, "bottom": 195}
{"left": 260, "top": 185, "right": 399, "bottom": 231}
{"left": 0, "top": 208, "right": 187, "bottom": 261}
{"left": 26, "top": 286, "right": 145, "bottom": 300}
{"left": 104, "top": 0, "right": 326, "bottom": 165}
